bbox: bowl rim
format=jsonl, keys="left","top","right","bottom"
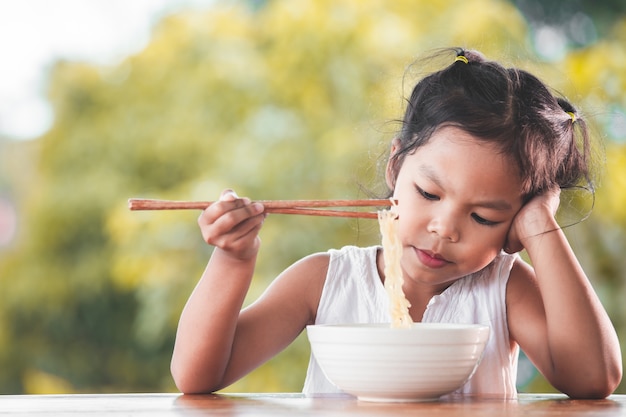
{"left": 306, "top": 322, "right": 490, "bottom": 331}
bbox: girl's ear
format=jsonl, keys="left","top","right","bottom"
{"left": 385, "top": 138, "right": 401, "bottom": 190}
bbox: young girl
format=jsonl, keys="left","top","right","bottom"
{"left": 170, "top": 48, "right": 622, "bottom": 399}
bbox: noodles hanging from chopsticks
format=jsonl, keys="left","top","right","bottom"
{"left": 378, "top": 203, "right": 413, "bottom": 328}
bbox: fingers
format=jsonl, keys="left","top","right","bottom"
{"left": 200, "top": 189, "right": 262, "bottom": 225}
{"left": 198, "top": 189, "right": 266, "bottom": 257}
{"left": 219, "top": 189, "right": 240, "bottom": 202}
{"left": 504, "top": 187, "right": 562, "bottom": 254}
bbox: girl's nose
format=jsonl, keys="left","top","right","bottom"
{"left": 427, "top": 214, "right": 460, "bottom": 243}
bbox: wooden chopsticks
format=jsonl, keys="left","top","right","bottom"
{"left": 128, "top": 198, "right": 394, "bottom": 219}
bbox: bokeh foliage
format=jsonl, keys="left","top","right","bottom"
{"left": 0, "top": 0, "right": 625, "bottom": 394}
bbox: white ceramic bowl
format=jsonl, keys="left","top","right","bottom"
{"left": 306, "top": 323, "right": 490, "bottom": 402}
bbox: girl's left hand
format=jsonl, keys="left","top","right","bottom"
{"left": 504, "top": 188, "right": 561, "bottom": 254}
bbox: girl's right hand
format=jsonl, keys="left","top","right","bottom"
{"left": 198, "top": 189, "right": 266, "bottom": 261}
{"left": 504, "top": 187, "right": 561, "bottom": 254}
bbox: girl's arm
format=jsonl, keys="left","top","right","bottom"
{"left": 170, "top": 190, "right": 327, "bottom": 394}
{"left": 506, "top": 189, "right": 622, "bottom": 399}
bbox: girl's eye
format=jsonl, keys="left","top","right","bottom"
{"left": 417, "top": 186, "right": 439, "bottom": 201}
{"left": 471, "top": 213, "right": 499, "bottom": 226}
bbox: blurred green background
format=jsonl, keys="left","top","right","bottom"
{"left": 0, "top": 0, "right": 625, "bottom": 395}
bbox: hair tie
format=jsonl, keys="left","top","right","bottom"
{"left": 455, "top": 55, "right": 469, "bottom": 64}
{"left": 566, "top": 111, "right": 577, "bottom": 123}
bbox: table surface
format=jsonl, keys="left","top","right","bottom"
{"left": 1, "top": 392, "right": 626, "bottom": 416}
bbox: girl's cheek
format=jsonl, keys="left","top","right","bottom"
{"left": 398, "top": 209, "right": 423, "bottom": 234}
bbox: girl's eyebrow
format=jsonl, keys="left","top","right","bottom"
{"left": 419, "top": 165, "right": 513, "bottom": 211}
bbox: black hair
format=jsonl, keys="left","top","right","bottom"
{"left": 387, "top": 48, "right": 594, "bottom": 204}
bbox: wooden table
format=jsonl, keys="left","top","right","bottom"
{"left": 1, "top": 392, "right": 625, "bottom": 416}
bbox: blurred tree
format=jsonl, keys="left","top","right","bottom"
{"left": 510, "top": 0, "right": 626, "bottom": 48}
{"left": 0, "top": 0, "right": 624, "bottom": 395}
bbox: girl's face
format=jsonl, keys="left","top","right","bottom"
{"left": 387, "top": 126, "right": 523, "bottom": 292}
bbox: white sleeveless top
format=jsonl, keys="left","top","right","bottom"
{"left": 302, "top": 245, "right": 519, "bottom": 398}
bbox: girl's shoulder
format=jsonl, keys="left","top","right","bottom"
{"left": 286, "top": 245, "right": 376, "bottom": 272}
{"left": 327, "top": 245, "right": 380, "bottom": 263}
{"left": 326, "top": 245, "right": 381, "bottom": 285}
{"left": 314, "top": 245, "right": 387, "bottom": 324}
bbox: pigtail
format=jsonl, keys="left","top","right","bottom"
{"left": 452, "top": 48, "right": 487, "bottom": 65}
{"left": 555, "top": 97, "right": 594, "bottom": 193}
{"left": 549, "top": 97, "right": 600, "bottom": 226}
{"left": 557, "top": 98, "right": 579, "bottom": 124}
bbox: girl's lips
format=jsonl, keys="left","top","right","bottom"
{"left": 416, "top": 249, "right": 450, "bottom": 269}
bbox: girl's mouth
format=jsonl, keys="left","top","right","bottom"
{"left": 416, "top": 249, "right": 450, "bottom": 269}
